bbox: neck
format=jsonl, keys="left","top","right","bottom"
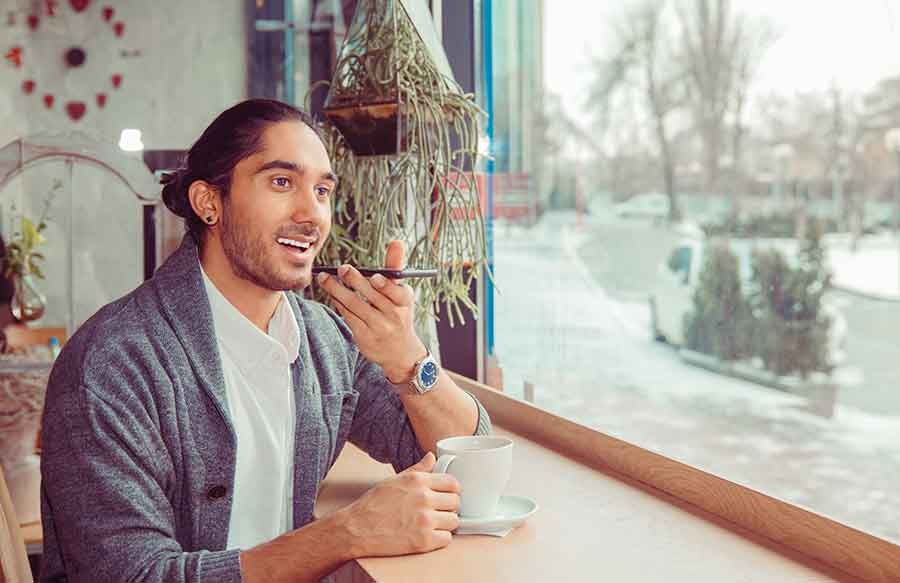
{"left": 199, "top": 236, "right": 280, "bottom": 332}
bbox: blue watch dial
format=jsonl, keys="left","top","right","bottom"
{"left": 419, "top": 360, "right": 439, "bottom": 388}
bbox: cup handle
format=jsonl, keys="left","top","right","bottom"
{"left": 433, "top": 454, "right": 456, "bottom": 474}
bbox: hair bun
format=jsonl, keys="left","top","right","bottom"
{"left": 161, "top": 168, "right": 192, "bottom": 219}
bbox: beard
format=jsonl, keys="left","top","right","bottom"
{"left": 218, "top": 204, "right": 313, "bottom": 291}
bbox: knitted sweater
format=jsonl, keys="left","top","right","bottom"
{"left": 39, "top": 235, "right": 491, "bottom": 582}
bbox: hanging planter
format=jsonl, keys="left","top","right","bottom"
{"left": 316, "top": 0, "right": 488, "bottom": 326}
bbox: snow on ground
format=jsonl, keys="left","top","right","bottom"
{"left": 491, "top": 211, "right": 900, "bottom": 544}
{"left": 826, "top": 233, "right": 900, "bottom": 299}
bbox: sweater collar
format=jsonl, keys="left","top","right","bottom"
{"left": 151, "top": 235, "right": 310, "bottom": 429}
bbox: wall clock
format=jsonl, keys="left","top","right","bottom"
{"left": 3, "top": 0, "right": 141, "bottom": 122}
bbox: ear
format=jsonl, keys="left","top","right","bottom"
{"left": 187, "top": 180, "right": 221, "bottom": 224}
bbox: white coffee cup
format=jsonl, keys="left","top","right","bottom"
{"left": 433, "top": 435, "right": 513, "bottom": 518}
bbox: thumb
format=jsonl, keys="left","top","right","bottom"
{"left": 402, "top": 451, "right": 436, "bottom": 474}
{"left": 384, "top": 239, "right": 406, "bottom": 270}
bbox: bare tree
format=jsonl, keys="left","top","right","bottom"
{"left": 533, "top": 92, "right": 601, "bottom": 210}
{"left": 729, "top": 17, "right": 778, "bottom": 201}
{"left": 677, "top": 0, "right": 775, "bottom": 195}
{"left": 589, "top": 0, "right": 685, "bottom": 221}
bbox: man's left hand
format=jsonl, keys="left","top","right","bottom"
{"left": 316, "top": 240, "right": 427, "bottom": 383}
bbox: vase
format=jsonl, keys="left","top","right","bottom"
{"left": 11, "top": 271, "right": 46, "bottom": 322}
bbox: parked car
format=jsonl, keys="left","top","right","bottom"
{"left": 649, "top": 237, "right": 847, "bottom": 365}
{"left": 614, "top": 192, "right": 670, "bottom": 221}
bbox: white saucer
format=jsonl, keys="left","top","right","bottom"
{"left": 456, "top": 495, "right": 538, "bottom": 534}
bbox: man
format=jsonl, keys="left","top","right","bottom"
{"left": 39, "top": 99, "right": 490, "bottom": 582}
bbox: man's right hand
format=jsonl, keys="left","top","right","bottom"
{"left": 242, "top": 453, "right": 461, "bottom": 582}
{"left": 338, "top": 451, "right": 461, "bottom": 557}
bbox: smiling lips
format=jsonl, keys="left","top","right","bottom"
{"left": 277, "top": 236, "right": 313, "bottom": 251}
{"left": 276, "top": 236, "right": 316, "bottom": 261}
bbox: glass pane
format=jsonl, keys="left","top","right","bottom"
{"left": 0, "top": 160, "right": 143, "bottom": 330}
{"left": 488, "top": 0, "right": 900, "bottom": 544}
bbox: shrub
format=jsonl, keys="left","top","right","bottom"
{"left": 747, "top": 226, "right": 832, "bottom": 378}
{"left": 684, "top": 241, "right": 754, "bottom": 361}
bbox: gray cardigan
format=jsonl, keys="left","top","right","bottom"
{"left": 39, "top": 236, "right": 491, "bottom": 582}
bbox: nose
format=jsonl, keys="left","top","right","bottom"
{"left": 290, "top": 183, "right": 329, "bottom": 224}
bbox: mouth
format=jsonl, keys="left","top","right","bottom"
{"left": 276, "top": 235, "right": 317, "bottom": 262}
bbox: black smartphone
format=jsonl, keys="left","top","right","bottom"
{"left": 312, "top": 266, "right": 438, "bottom": 279}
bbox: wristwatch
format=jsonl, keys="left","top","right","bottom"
{"left": 394, "top": 351, "right": 441, "bottom": 395}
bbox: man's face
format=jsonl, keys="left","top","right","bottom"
{"left": 216, "top": 120, "right": 335, "bottom": 291}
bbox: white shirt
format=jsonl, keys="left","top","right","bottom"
{"left": 201, "top": 266, "right": 300, "bottom": 550}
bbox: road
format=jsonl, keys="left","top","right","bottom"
{"left": 576, "top": 208, "right": 900, "bottom": 416}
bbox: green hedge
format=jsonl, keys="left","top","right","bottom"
{"left": 684, "top": 226, "right": 833, "bottom": 378}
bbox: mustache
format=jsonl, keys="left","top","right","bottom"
{"left": 276, "top": 223, "right": 321, "bottom": 240}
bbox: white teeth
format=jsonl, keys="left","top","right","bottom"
{"left": 277, "top": 237, "right": 312, "bottom": 250}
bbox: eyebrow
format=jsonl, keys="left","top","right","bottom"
{"left": 253, "top": 159, "right": 338, "bottom": 184}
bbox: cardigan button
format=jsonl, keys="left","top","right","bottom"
{"left": 207, "top": 485, "right": 228, "bottom": 500}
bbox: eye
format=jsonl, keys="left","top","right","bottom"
{"left": 315, "top": 185, "right": 332, "bottom": 198}
{"left": 272, "top": 176, "right": 292, "bottom": 189}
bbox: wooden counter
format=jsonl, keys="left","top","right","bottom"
{"left": 317, "top": 427, "right": 850, "bottom": 583}
{"left": 17, "top": 425, "right": 861, "bottom": 581}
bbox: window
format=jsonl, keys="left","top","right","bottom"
{"left": 485, "top": 0, "right": 900, "bottom": 546}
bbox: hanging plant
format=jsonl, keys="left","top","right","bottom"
{"left": 312, "top": 0, "right": 488, "bottom": 326}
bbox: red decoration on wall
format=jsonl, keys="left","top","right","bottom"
{"left": 68, "top": 0, "right": 90, "bottom": 13}
{"left": 65, "top": 101, "right": 86, "bottom": 120}
{"left": 4, "top": 46, "right": 22, "bottom": 67}
{"left": 6, "top": 0, "right": 136, "bottom": 123}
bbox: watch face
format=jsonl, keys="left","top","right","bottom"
{"left": 419, "top": 359, "right": 439, "bottom": 388}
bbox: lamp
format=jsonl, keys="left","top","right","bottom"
{"left": 117, "top": 128, "right": 144, "bottom": 152}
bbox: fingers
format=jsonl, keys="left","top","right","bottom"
{"left": 427, "top": 529, "right": 453, "bottom": 551}
{"left": 317, "top": 270, "right": 378, "bottom": 321}
{"left": 335, "top": 266, "right": 397, "bottom": 313}
{"left": 430, "top": 491, "right": 461, "bottom": 512}
{"left": 430, "top": 509, "right": 461, "bottom": 533}
{"left": 422, "top": 472, "right": 461, "bottom": 494}
{"left": 385, "top": 239, "right": 406, "bottom": 270}
{"left": 321, "top": 265, "right": 415, "bottom": 311}
{"left": 332, "top": 299, "right": 367, "bottom": 331}
{"left": 370, "top": 273, "right": 415, "bottom": 307}
{"left": 403, "top": 452, "right": 436, "bottom": 473}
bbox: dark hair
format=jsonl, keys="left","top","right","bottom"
{"left": 161, "top": 99, "right": 320, "bottom": 242}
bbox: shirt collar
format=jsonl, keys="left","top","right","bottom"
{"left": 200, "top": 263, "right": 300, "bottom": 371}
